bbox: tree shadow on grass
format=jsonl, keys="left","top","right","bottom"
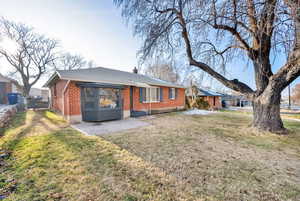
{"left": 1, "top": 110, "right": 201, "bottom": 200}
{"left": 48, "top": 128, "right": 200, "bottom": 201}
{"left": 0, "top": 112, "right": 27, "bottom": 137}
{"left": 0, "top": 111, "right": 37, "bottom": 151}
{"left": 1, "top": 110, "right": 63, "bottom": 152}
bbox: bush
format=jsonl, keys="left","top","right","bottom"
{"left": 185, "top": 96, "right": 191, "bottom": 109}
{"left": 190, "top": 97, "right": 210, "bottom": 110}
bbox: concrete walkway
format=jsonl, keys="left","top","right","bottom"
{"left": 71, "top": 118, "right": 150, "bottom": 136}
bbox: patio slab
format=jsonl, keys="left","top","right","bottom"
{"left": 71, "top": 118, "right": 150, "bottom": 136}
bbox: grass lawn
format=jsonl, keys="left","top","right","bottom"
{"left": 0, "top": 110, "right": 300, "bottom": 201}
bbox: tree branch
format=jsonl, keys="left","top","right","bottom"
{"left": 176, "top": 11, "right": 254, "bottom": 97}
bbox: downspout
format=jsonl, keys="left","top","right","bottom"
{"left": 62, "top": 80, "right": 71, "bottom": 116}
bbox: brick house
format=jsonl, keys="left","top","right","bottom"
{"left": 0, "top": 74, "right": 19, "bottom": 104}
{"left": 44, "top": 67, "right": 185, "bottom": 123}
{"left": 186, "top": 87, "right": 222, "bottom": 110}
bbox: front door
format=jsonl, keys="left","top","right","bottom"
{"left": 81, "top": 87, "right": 122, "bottom": 121}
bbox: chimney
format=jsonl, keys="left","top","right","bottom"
{"left": 133, "top": 67, "right": 138, "bottom": 74}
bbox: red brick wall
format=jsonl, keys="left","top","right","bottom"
{"left": 203, "top": 96, "right": 221, "bottom": 109}
{"left": 131, "top": 86, "right": 185, "bottom": 111}
{"left": 65, "top": 81, "right": 81, "bottom": 115}
{"left": 50, "top": 80, "right": 67, "bottom": 113}
{"left": 50, "top": 80, "right": 82, "bottom": 116}
{"left": 122, "top": 87, "right": 130, "bottom": 111}
{"left": 51, "top": 80, "right": 185, "bottom": 118}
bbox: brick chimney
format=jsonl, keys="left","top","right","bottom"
{"left": 133, "top": 67, "right": 138, "bottom": 74}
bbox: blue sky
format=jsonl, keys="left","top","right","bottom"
{"left": 0, "top": 0, "right": 298, "bottom": 96}
{"left": 0, "top": 0, "right": 140, "bottom": 87}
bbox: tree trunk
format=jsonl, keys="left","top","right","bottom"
{"left": 252, "top": 92, "right": 286, "bottom": 134}
{"left": 23, "top": 86, "right": 30, "bottom": 98}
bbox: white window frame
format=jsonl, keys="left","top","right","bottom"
{"left": 170, "top": 88, "right": 176, "bottom": 99}
{"left": 143, "top": 87, "right": 160, "bottom": 103}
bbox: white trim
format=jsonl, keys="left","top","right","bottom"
{"left": 55, "top": 76, "right": 185, "bottom": 88}
{"left": 143, "top": 101, "right": 160, "bottom": 103}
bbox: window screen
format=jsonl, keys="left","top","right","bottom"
{"left": 98, "top": 88, "right": 120, "bottom": 109}
{"left": 141, "top": 87, "right": 161, "bottom": 102}
{"left": 169, "top": 88, "right": 176, "bottom": 99}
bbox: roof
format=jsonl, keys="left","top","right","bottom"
{"left": 44, "top": 67, "right": 184, "bottom": 88}
{"left": 198, "top": 88, "right": 222, "bottom": 96}
{"left": 0, "top": 74, "right": 12, "bottom": 83}
{"left": 221, "top": 94, "right": 249, "bottom": 101}
{"left": 186, "top": 87, "right": 222, "bottom": 97}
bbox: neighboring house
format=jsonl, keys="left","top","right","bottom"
{"left": 29, "top": 88, "right": 49, "bottom": 101}
{"left": 0, "top": 74, "right": 19, "bottom": 104}
{"left": 186, "top": 87, "right": 222, "bottom": 109}
{"left": 44, "top": 67, "right": 185, "bottom": 123}
{"left": 221, "top": 94, "right": 252, "bottom": 107}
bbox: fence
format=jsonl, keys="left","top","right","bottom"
{"left": 27, "top": 97, "right": 49, "bottom": 109}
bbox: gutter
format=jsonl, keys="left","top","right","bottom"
{"left": 62, "top": 80, "right": 71, "bottom": 116}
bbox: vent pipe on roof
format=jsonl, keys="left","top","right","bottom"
{"left": 133, "top": 67, "right": 138, "bottom": 74}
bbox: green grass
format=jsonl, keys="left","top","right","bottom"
{"left": 1, "top": 110, "right": 300, "bottom": 201}
{"left": 0, "top": 111, "right": 198, "bottom": 201}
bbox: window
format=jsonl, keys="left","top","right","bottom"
{"left": 213, "top": 97, "right": 216, "bottom": 106}
{"left": 98, "top": 88, "right": 120, "bottom": 109}
{"left": 169, "top": 88, "right": 176, "bottom": 99}
{"left": 84, "top": 88, "right": 97, "bottom": 109}
{"left": 141, "top": 87, "right": 160, "bottom": 103}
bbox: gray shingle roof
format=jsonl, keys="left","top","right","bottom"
{"left": 186, "top": 87, "right": 222, "bottom": 97}
{"left": 197, "top": 88, "right": 222, "bottom": 96}
{"left": 0, "top": 74, "right": 11, "bottom": 83}
{"left": 44, "top": 67, "right": 184, "bottom": 88}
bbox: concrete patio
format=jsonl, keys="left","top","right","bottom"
{"left": 71, "top": 118, "right": 150, "bottom": 136}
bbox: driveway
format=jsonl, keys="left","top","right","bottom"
{"left": 71, "top": 118, "right": 150, "bottom": 136}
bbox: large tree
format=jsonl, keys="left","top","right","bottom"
{"left": 54, "top": 52, "right": 86, "bottom": 70}
{"left": 114, "top": 0, "right": 300, "bottom": 133}
{"left": 145, "top": 59, "right": 180, "bottom": 83}
{"left": 0, "top": 18, "right": 58, "bottom": 97}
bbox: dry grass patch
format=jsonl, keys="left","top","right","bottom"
{"left": 104, "top": 112, "right": 300, "bottom": 201}
{"left": 0, "top": 110, "right": 207, "bottom": 201}
{"left": 1, "top": 110, "right": 300, "bottom": 201}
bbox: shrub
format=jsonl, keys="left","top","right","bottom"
{"left": 191, "top": 97, "right": 210, "bottom": 110}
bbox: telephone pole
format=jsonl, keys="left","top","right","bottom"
{"left": 288, "top": 84, "right": 291, "bottom": 110}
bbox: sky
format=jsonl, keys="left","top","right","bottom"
{"left": 0, "top": 0, "right": 298, "bottom": 96}
{"left": 0, "top": 0, "right": 140, "bottom": 87}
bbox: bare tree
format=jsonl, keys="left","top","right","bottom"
{"left": 0, "top": 18, "right": 58, "bottom": 97}
{"left": 87, "top": 60, "right": 97, "bottom": 68}
{"left": 145, "top": 59, "right": 180, "bottom": 83}
{"left": 114, "top": 0, "right": 300, "bottom": 133}
{"left": 54, "top": 52, "right": 86, "bottom": 70}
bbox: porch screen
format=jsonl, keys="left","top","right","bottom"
{"left": 98, "top": 88, "right": 120, "bottom": 109}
